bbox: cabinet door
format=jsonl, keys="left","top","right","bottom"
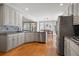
{"left": 30, "top": 33, "right": 34, "bottom": 42}
{"left": 63, "top": 7, "right": 69, "bottom": 16}
{"left": 0, "top": 5, "right": 4, "bottom": 26}
{"left": 15, "top": 12, "right": 19, "bottom": 26}
{"left": 9, "top": 7, "right": 15, "bottom": 26}
{"left": 21, "top": 33, "right": 25, "bottom": 44}
{"left": 12, "top": 34, "right": 18, "bottom": 48}
{"left": 25, "top": 33, "right": 31, "bottom": 42}
{"left": 71, "top": 49, "right": 77, "bottom": 56}
{"left": 64, "top": 37, "right": 71, "bottom": 56}
{"left": 70, "top": 39, "right": 79, "bottom": 55}
{"left": 64, "top": 37, "right": 67, "bottom": 56}
{"left": 18, "top": 33, "right": 23, "bottom": 45}
{"left": 41, "top": 32, "right": 46, "bottom": 42}
{"left": 68, "top": 4, "right": 73, "bottom": 16}
{"left": 18, "top": 13, "right": 22, "bottom": 30}
{"left": 14, "top": 10, "right": 16, "bottom": 26}
{"left": 78, "top": 3, "right": 79, "bottom": 24}
{"left": 3, "top": 5, "right": 9, "bottom": 25}
{"left": 35, "top": 33, "right": 40, "bottom": 42}
{"left": 34, "top": 33, "right": 38, "bottom": 41}
{"left": 18, "top": 34, "right": 21, "bottom": 45}
{"left": 73, "top": 3, "right": 79, "bottom": 25}
{"left": 7, "top": 36, "right": 13, "bottom": 51}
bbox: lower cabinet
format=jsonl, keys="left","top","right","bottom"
{"left": 0, "top": 32, "right": 46, "bottom": 52}
{"left": 70, "top": 48, "right": 77, "bottom": 56}
{"left": 25, "top": 33, "right": 31, "bottom": 42}
{"left": 5, "top": 32, "right": 25, "bottom": 52}
{"left": 64, "top": 37, "right": 71, "bottom": 56}
{"left": 7, "top": 34, "right": 17, "bottom": 51}
{"left": 70, "top": 39, "right": 79, "bottom": 56}
{"left": 40, "top": 32, "right": 46, "bottom": 42}
{"left": 13, "top": 34, "right": 18, "bottom": 48}
{"left": 7, "top": 37, "right": 13, "bottom": 51}
{"left": 17, "top": 33, "right": 25, "bottom": 46}
{"left": 35, "top": 33, "right": 40, "bottom": 42}
{"left": 18, "top": 33, "right": 22, "bottom": 45}
{"left": 64, "top": 37, "right": 79, "bottom": 56}
{"left": 24, "top": 32, "right": 46, "bottom": 43}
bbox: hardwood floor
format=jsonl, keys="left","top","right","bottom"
{"left": 0, "top": 34, "right": 58, "bottom": 56}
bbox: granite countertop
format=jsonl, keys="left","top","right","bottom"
{"left": 71, "top": 37, "right": 79, "bottom": 45}
{"left": 70, "top": 36, "right": 79, "bottom": 45}
{"left": 0, "top": 31, "right": 24, "bottom": 35}
{"left": 0, "top": 31, "right": 46, "bottom": 35}
{"left": 65, "top": 36, "right": 79, "bottom": 45}
{"left": 24, "top": 31, "right": 45, "bottom": 33}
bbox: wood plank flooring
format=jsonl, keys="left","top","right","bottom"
{"left": 0, "top": 34, "right": 58, "bottom": 56}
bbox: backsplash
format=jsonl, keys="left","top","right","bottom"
{"left": 0, "top": 25, "right": 22, "bottom": 32}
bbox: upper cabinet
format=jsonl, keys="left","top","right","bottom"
{"left": 72, "top": 3, "right": 79, "bottom": 25}
{"left": 63, "top": 3, "right": 79, "bottom": 25}
{"left": 0, "top": 4, "right": 23, "bottom": 29}
{"left": 68, "top": 4, "right": 73, "bottom": 16}
{"left": 63, "top": 8, "right": 69, "bottom": 16}
{"left": 3, "top": 5, "right": 10, "bottom": 25}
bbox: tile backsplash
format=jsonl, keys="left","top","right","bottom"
{"left": 0, "top": 25, "right": 21, "bottom": 32}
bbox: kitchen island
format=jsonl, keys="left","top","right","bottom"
{"left": 24, "top": 31, "right": 47, "bottom": 43}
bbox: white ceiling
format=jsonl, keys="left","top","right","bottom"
{"left": 6, "top": 3, "right": 69, "bottom": 21}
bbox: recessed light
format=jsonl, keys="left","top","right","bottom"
{"left": 60, "top": 3, "right": 63, "bottom": 6}
{"left": 25, "top": 8, "right": 29, "bottom": 11}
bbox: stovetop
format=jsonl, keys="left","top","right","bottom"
{"left": 72, "top": 36, "right": 79, "bottom": 41}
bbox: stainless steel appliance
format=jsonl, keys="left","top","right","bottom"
{"left": 56, "top": 15, "right": 74, "bottom": 55}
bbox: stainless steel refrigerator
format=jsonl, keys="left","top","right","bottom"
{"left": 55, "top": 15, "right": 74, "bottom": 55}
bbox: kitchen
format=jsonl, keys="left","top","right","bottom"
{"left": 0, "top": 3, "right": 79, "bottom": 56}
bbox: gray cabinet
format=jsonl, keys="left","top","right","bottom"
{"left": 64, "top": 37, "right": 79, "bottom": 56}
{"left": 0, "top": 32, "right": 46, "bottom": 52}
{"left": 0, "top": 4, "right": 23, "bottom": 30}
{"left": 68, "top": 4, "right": 73, "bottom": 16}
{"left": 12, "top": 34, "right": 18, "bottom": 48}
{"left": 25, "top": 32, "right": 37, "bottom": 42}
{"left": 7, "top": 37, "right": 13, "bottom": 51}
{"left": 7, "top": 34, "right": 18, "bottom": 51}
{"left": 24, "top": 32, "right": 46, "bottom": 43}
{"left": 29, "top": 33, "right": 34, "bottom": 42}
{"left": 35, "top": 33, "right": 40, "bottom": 42}
{"left": 73, "top": 3, "right": 79, "bottom": 25}
{"left": 0, "top": 32, "right": 25, "bottom": 52}
{"left": 17, "top": 33, "right": 25, "bottom": 46}
{"left": 63, "top": 3, "right": 79, "bottom": 25}
{"left": 21, "top": 33, "right": 25, "bottom": 44}
{"left": 70, "top": 39, "right": 79, "bottom": 56}
{"left": 0, "top": 35, "right": 7, "bottom": 51}
{"left": 63, "top": 7, "right": 69, "bottom": 16}
{"left": 64, "top": 37, "right": 71, "bottom": 56}
{"left": 25, "top": 33, "right": 31, "bottom": 42}
{"left": 70, "top": 49, "right": 77, "bottom": 56}
{"left": 18, "top": 33, "right": 22, "bottom": 45}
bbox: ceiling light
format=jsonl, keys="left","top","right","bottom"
{"left": 60, "top": 3, "right": 63, "bottom": 6}
{"left": 25, "top": 8, "right": 29, "bottom": 11}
